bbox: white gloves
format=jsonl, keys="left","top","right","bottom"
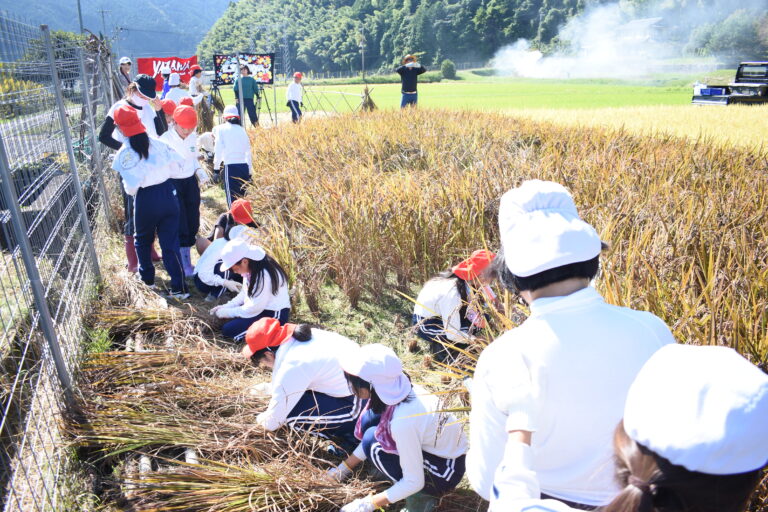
{"left": 209, "top": 305, "right": 237, "bottom": 319}
{"left": 340, "top": 496, "right": 375, "bottom": 512}
{"left": 248, "top": 382, "right": 271, "bottom": 397}
{"left": 222, "top": 279, "right": 242, "bottom": 293}
{"left": 326, "top": 461, "right": 353, "bottom": 483}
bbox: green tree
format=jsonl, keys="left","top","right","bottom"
{"left": 440, "top": 58, "right": 456, "bottom": 79}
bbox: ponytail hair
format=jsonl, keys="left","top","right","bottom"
{"left": 123, "top": 82, "right": 138, "bottom": 100}
{"left": 602, "top": 421, "right": 763, "bottom": 512}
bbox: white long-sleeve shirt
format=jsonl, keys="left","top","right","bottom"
{"left": 111, "top": 137, "right": 182, "bottom": 196}
{"left": 352, "top": 385, "right": 468, "bottom": 504}
{"left": 165, "top": 86, "right": 203, "bottom": 106}
{"left": 413, "top": 278, "right": 469, "bottom": 343}
{"left": 286, "top": 82, "right": 303, "bottom": 103}
{"left": 490, "top": 442, "right": 577, "bottom": 512}
{"left": 213, "top": 121, "right": 252, "bottom": 169}
{"left": 467, "top": 287, "right": 674, "bottom": 506}
{"left": 194, "top": 237, "right": 229, "bottom": 287}
{"left": 160, "top": 127, "right": 200, "bottom": 179}
{"left": 257, "top": 330, "right": 359, "bottom": 431}
{"left": 219, "top": 269, "right": 290, "bottom": 318}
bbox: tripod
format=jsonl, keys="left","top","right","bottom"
{"left": 209, "top": 84, "right": 225, "bottom": 114}
{"left": 257, "top": 84, "right": 273, "bottom": 126}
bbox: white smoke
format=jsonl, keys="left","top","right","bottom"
{"left": 491, "top": 1, "right": 760, "bottom": 79}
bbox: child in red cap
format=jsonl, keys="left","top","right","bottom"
{"left": 412, "top": 249, "right": 498, "bottom": 364}
{"left": 160, "top": 105, "right": 209, "bottom": 276}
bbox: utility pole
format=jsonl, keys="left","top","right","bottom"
{"left": 359, "top": 23, "right": 366, "bottom": 82}
{"left": 76, "top": 0, "right": 84, "bottom": 33}
{"left": 98, "top": 9, "right": 110, "bottom": 36}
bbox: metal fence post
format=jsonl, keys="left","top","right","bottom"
{"left": 0, "top": 133, "right": 75, "bottom": 405}
{"left": 78, "top": 48, "right": 112, "bottom": 225}
{"left": 41, "top": 24, "right": 101, "bottom": 279}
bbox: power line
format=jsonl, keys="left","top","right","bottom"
{"left": 117, "top": 26, "right": 191, "bottom": 36}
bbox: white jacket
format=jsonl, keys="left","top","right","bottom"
{"left": 352, "top": 385, "right": 467, "bottom": 503}
{"left": 213, "top": 122, "right": 252, "bottom": 169}
{"left": 286, "top": 82, "right": 303, "bottom": 103}
{"left": 194, "top": 237, "right": 229, "bottom": 287}
{"left": 467, "top": 287, "right": 674, "bottom": 506}
{"left": 107, "top": 99, "right": 159, "bottom": 144}
{"left": 413, "top": 278, "right": 468, "bottom": 343}
{"left": 160, "top": 128, "right": 200, "bottom": 179}
{"left": 219, "top": 269, "right": 290, "bottom": 318}
{"left": 111, "top": 137, "right": 182, "bottom": 196}
{"left": 258, "top": 330, "right": 359, "bottom": 431}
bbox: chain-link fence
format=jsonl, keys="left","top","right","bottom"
{"left": 0, "top": 12, "right": 117, "bottom": 512}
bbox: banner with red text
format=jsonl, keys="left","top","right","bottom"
{"left": 136, "top": 56, "right": 199, "bottom": 91}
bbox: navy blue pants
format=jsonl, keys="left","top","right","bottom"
{"left": 172, "top": 176, "right": 200, "bottom": 248}
{"left": 237, "top": 98, "right": 258, "bottom": 126}
{"left": 401, "top": 93, "right": 418, "bottom": 108}
{"left": 222, "top": 307, "right": 290, "bottom": 341}
{"left": 286, "top": 390, "right": 363, "bottom": 447}
{"left": 194, "top": 261, "right": 241, "bottom": 298}
{"left": 412, "top": 314, "right": 469, "bottom": 364}
{"left": 288, "top": 100, "right": 302, "bottom": 123}
{"left": 133, "top": 181, "right": 186, "bottom": 293}
{"left": 223, "top": 163, "right": 250, "bottom": 207}
{"left": 360, "top": 409, "right": 465, "bottom": 498}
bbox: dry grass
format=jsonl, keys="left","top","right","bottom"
{"left": 245, "top": 109, "right": 768, "bottom": 366}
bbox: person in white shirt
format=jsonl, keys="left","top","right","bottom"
{"left": 491, "top": 344, "right": 768, "bottom": 512}
{"left": 209, "top": 239, "right": 290, "bottom": 340}
{"left": 329, "top": 344, "right": 468, "bottom": 512}
{"left": 193, "top": 224, "right": 249, "bottom": 301}
{"left": 117, "top": 56, "right": 132, "bottom": 91}
{"left": 110, "top": 105, "right": 188, "bottom": 298}
{"left": 413, "top": 249, "right": 498, "bottom": 364}
{"left": 164, "top": 72, "right": 203, "bottom": 107}
{"left": 98, "top": 75, "right": 167, "bottom": 272}
{"left": 467, "top": 180, "right": 675, "bottom": 509}
{"left": 286, "top": 72, "right": 304, "bottom": 123}
{"left": 188, "top": 65, "right": 204, "bottom": 97}
{"left": 242, "top": 318, "right": 364, "bottom": 448}
{"left": 160, "top": 105, "right": 209, "bottom": 276}
{"left": 213, "top": 105, "right": 252, "bottom": 206}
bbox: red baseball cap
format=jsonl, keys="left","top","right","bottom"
{"left": 113, "top": 105, "right": 145, "bottom": 137}
{"left": 179, "top": 97, "right": 194, "bottom": 107}
{"left": 243, "top": 318, "right": 295, "bottom": 358}
{"left": 190, "top": 65, "right": 202, "bottom": 74}
{"left": 294, "top": 72, "right": 303, "bottom": 79}
{"left": 173, "top": 105, "right": 198, "bottom": 129}
{"left": 452, "top": 250, "right": 496, "bottom": 281}
{"left": 160, "top": 99, "right": 177, "bottom": 116}
{"left": 229, "top": 198, "right": 253, "bottom": 225}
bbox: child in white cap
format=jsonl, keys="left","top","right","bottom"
{"left": 467, "top": 180, "right": 676, "bottom": 509}
{"left": 491, "top": 343, "right": 768, "bottom": 511}
{"left": 329, "top": 344, "right": 468, "bottom": 512}
{"left": 213, "top": 105, "right": 252, "bottom": 206}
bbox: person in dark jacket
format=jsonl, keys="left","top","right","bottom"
{"left": 233, "top": 66, "right": 260, "bottom": 127}
{"left": 395, "top": 55, "right": 426, "bottom": 108}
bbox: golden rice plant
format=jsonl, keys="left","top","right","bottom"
{"left": 244, "top": 110, "right": 768, "bottom": 365}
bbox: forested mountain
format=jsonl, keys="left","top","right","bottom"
{"left": 198, "top": 0, "right": 768, "bottom": 74}
{"left": 2, "top": 0, "right": 230, "bottom": 57}
{"left": 197, "top": 0, "right": 589, "bottom": 72}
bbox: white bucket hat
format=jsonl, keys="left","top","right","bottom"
{"left": 624, "top": 344, "right": 768, "bottom": 475}
{"left": 498, "top": 180, "right": 602, "bottom": 277}
{"left": 340, "top": 344, "right": 411, "bottom": 406}
{"left": 119, "top": 56, "right": 132, "bottom": 65}
{"left": 219, "top": 239, "right": 266, "bottom": 271}
{"left": 222, "top": 104, "right": 240, "bottom": 119}
{"left": 168, "top": 72, "right": 181, "bottom": 86}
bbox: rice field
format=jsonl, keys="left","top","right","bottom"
{"left": 70, "top": 107, "right": 768, "bottom": 510}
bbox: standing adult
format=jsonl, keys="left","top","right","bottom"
{"left": 467, "top": 180, "right": 675, "bottom": 509}
{"left": 233, "top": 65, "right": 260, "bottom": 127}
{"left": 98, "top": 74, "right": 167, "bottom": 272}
{"left": 286, "top": 72, "right": 304, "bottom": 123}
{"left": 330, "top": 344, "right": 468, "bottom": 512}
{"left": 188, "top": 65, "right": 204, "bottom": 98}
{"left": 160, "top": 63, "right": 172, "bottom": 99}
{"left": 396, "top": 55, "right": 426, "bottom": 108}
{"left": 160, "top": 105, "right": 208, "bottom": 276}
{"left": 213, "top": 105, "right": 252, "bottom": 206}
{"left": 117, "top": 56, "right": 132, "bottom": 91}
{"left": 110, "top": 105, "right": 188, "bottom": 298}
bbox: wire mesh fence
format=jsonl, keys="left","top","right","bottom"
{"left": 0, "top": 13, "right": 117, "bottom": 512}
